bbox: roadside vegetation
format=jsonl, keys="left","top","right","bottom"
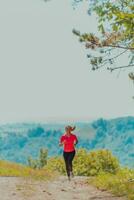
{"left": 89, "top": 168, "right": 134, "bottom": 200}
{"left": 0, "top": 159, "right": 57, "bottom": 181}
{"left": 46, "top": 148, "right": 134, "bottom": 200}
{"left": 0, "top": 148, "right": 134, "bottom": 199}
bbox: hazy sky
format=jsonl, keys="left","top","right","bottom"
{"left": 0, "top": 0, "right": 133, "bottom": 123}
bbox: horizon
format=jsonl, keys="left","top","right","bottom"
{"left": 0, "top": 115, "right": 134, "bottom": 126}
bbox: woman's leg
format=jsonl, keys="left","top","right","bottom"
{"left": 68, "top": 151, "right": 75, "bottom": 175}
{"left": 63, "top": 152, "right": 70, "bottom": 178}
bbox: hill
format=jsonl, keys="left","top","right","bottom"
{"left": 0, "top": 116, "right": 134, "bottom": 168}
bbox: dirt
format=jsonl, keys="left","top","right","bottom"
{"left": 0, "top": 176, "right": 126, "bottom": 200}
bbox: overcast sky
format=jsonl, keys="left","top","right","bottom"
{"left": 0, "top": 0, "right": 133, "bottom": 124}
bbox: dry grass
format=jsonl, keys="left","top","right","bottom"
{"left": 0, "top": 160, "right": 58, "bottom": 181}
{"left": 88, "top": 168, "right": 134, "bottom": 200}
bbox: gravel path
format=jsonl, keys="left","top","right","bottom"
{"left": 0, "top": 176, "right": 125, "bottom": 200}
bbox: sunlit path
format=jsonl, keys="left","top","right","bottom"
{"left": 0, "top": 176, "right": 125, "bottom": 200}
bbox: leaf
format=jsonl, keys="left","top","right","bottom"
{"left": 112, "top": 24, "right": 118, "bottom": 32}
{"left": 98, "top": 24, "right": 105, "bottom": 33}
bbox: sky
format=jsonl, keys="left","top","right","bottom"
{"left": 0, "top": 0, "right": 133, "bottom": 124}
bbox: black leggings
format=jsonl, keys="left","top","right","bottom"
{"left": 63, "top": 150, "right": 75, "bottom": 177}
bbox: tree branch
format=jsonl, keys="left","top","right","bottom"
{"left": 103, "top": 49, "right": 128, "bottom": 63}
{"left": 85, "top": 40, "right": 134, "bottom": 50}
{"left": 103, "top": 44, "right": 134, "bottom": 50}
{"left": 107, "top": 64, "right": 134, "bottom": 71}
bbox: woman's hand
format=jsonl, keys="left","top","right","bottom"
{"left": 59, "top": 142, "right": 62, "bottom": 146}
{"left": 74, "top": 139, "right": 78, "bottom": 145}
{"left": 59, "top": 141, "right": 65, "bottom": 146}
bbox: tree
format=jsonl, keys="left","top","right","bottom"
{"left": 39, "top": 148, "right": 48, "bottom": 168}
{"left": 43, "top": 0, "right": 134, "bottom": 81}
{"left": 72, "top": 0, "right": 134, "bottom": 80}
{"left": 28, "top": 148, "right": 48, "bottom": 169}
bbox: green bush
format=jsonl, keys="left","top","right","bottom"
{"left": 45, "top": 156, "right": 65, "bottom": 174}
{"left": 28, "top": 148, "right": 48, "bottom": 169}
{"left": 45, "top": 148, "right": 120, "bottom": 176}
{"left": 73, "top": 149, "right": 120, "bottom": 176}
{"left": 89, "top": 168, "right": 134, "bottom": 200}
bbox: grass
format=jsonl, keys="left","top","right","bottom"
{"left": 88, "top": 168, "right": 134, "bottom": 200}
{"left": 0, "top": 160, "right": 58, "bottom": 181}
{"left": 1, "top": 150, "right": 134, "bottom": 200}
{"left": 0, "top": 160, "right": 59, "bottom": 199}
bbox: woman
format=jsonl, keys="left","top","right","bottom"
{"left": 59, "top": 125, "right": 78, "bottom": 181}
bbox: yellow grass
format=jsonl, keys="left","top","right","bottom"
{"left": 88, "top": 168, "right": 134, "bottom": 200}
{"left": 0, "top": 160, "right": 58, "bottom": 181}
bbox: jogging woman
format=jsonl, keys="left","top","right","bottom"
{"left": 59, "top": 125, "right": 78, "bottom": 181}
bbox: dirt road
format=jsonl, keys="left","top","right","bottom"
{"left": 0, "top": 176, "right": 125, "bottom": 200}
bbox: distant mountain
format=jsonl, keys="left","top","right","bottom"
{"left": 90, "top": 117, "right": 134, "bottom": 168}
{"left": 0, "top": 116, "right": 134, "bottom": 168}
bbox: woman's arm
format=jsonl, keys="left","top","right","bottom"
{"left": 74, "top": 135, "right": 78, "bottom": 145}
{"left": 59, "top": 136, "right": 65, "bottom": 146}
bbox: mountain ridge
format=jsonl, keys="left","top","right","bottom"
{"left": 0, "top": 116, "right": 133, "bottom": 168}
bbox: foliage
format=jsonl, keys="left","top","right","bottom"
{"left": 0, "top": 118, "right": 134, "bottom": 167}
{"left": 28, "top": 126, "right": 44, "bottom": 137}
{"left": 89, "top": 168, "right": 134, "bottom": 200}
{"left": 46, "top": 148, "right": 120, "bottom": 176}
{"left": 72, "top": 0, "right": 134, "bottom": 77}
{"left": 28, "top": 148, "right": 48, "bottom": 169}
{"left": 74, "top": 149, "right": 120, "bottom": 176}
{"left": 0, "top": 160, "right": 56, "bottom": 181}
{"left": 45, "top": 156, "right": 66, "bottom": 174}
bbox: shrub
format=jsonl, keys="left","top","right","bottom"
{"left": 89, "top": 168, "right": 134, "bottom": 200}
{"left": 45, "top": 156, "right": 65, "bottom": 174}
{"left": 28, "top": 148, "right": 48, "bottom": 169}
{"left": 73, "top": 148, "right": 120, "bottom": 176}
{"left": 45, "top": 148, "right": 120, "bottom": 176}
